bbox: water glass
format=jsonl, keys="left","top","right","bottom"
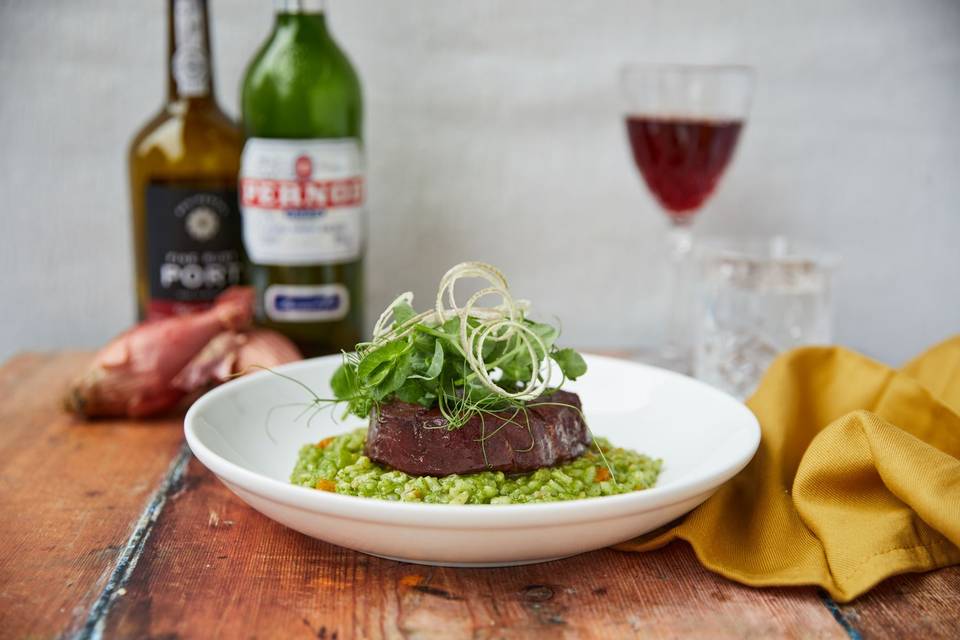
{"left": 694, "top": 237, "right": 836, "bottom": 399}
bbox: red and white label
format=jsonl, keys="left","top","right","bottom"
{"left": 240, "top": 176, "right": 363, "bottom": 210}
{"left": 239, "top": 138, "right": 365, "bottom": 265}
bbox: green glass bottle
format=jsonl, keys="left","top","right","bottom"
{"left": 239, "top": 0, "right": 364, "bottom": 357}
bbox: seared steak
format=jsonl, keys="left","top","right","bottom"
{"left": 364, "top": 390, "right": 590, "bottom": 476}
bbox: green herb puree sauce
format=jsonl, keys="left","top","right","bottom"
{"left": 291, "top": 429, "right": 662, "bottom": 504}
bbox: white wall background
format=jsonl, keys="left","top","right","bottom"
{"left": 1, "top": 0, "right": 958, "bottom": 365}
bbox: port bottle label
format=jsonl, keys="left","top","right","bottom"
{"left": 144, "top": 185, "right": 244, "bottom": 319}
{"left": 239, "top": 138, "right": 365, "bottom": 266}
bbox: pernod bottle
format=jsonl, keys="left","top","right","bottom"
{"left": 129, "top": 0, "right": 245, "bottom": 320}
{"left": 240, "top": 0, "right": 364, "bottom": 357}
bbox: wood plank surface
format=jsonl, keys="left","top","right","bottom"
{"left": 2, "top": 352, "right": 958, "bottom": 639}
{"left": 0, "top": 353, "right": 185, "bottom": 639}
{"left": 835, "top": 566, "right": 960, "bottom": 638}
{"left": 101, "top": 457, "right": 846, "bottom": 640}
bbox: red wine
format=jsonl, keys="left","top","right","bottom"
{"left": 626, "top": 115, "right": 743, "bottom": 220}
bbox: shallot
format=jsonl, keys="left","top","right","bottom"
{"left": 65, "top": 287, "right": 302, "bottom": 418}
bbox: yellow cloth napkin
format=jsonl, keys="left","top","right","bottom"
{"left": 617, "top": 336, "right": 960, "bottom": 602}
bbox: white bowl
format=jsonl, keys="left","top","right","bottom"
{"left": 185, "top": 354, "right": 759, "bottom": 567}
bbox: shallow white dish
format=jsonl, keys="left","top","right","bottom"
{"left": 185, "top": 354, "right": 760, "bottom": 567}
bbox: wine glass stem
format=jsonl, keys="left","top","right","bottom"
{"left": 664, "top": 219, "right": 694, "bottom": 366}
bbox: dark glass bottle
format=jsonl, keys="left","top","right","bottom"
{"left": 129, "top": 0, "right": 244, "bottom": 320}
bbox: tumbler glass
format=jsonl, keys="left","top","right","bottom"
{"left": 694, "top": 237, "right": 836, "bottom": 399}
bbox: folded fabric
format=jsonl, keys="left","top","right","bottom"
{"left": 616, "top": 336, "right": 960, "bottom": 602}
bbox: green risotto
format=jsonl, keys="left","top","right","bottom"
{"left": 291, "top": 429, "right": 662, "bottom": 505}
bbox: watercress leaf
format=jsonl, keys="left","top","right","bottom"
{"left": 370, "top": 349, "right": 413, "bottom": 401}
{"left": 498, "top": 359, "right": 530, "bottom": 387}
{"left": 527, "top": 321, "right": 559, "bottom": 351}
{"left": 410, "top": 339, "right": 444, "bottom": 380}
{"left": 418, "top": 372, "right": 440, "bottom": 394}
{"left": 393, "top": 378, "right": 427, "bottom": 404}
{"left": 440, "top": 317, "right": 461, "bottom": 337}
{"left": 415, "top": 323, "right": 453, "bottom": 343}
{"left": 330, "top": 364, "right": 358, "bottom": 400}
{"left": 415, "top": 323, "right": 463, "bottom": 357}
{"left": 379, "top": 351, "right": 413, "bottom": 397}
{"left": 370, "top": 380, "right": 391, "bottom": 402}
{"left": 357, "top": 339, "right": 410, "bottom": 385}
{"left": 481, "top": 334, "right": 511, "bottom": 361}
{"left": 391, "top": 301, "right": 417, "bottom": 327}
{"left": 412, "top": 330, "right": 438, "bottom": 354}
{"left": 365, "top": 363, "right": 393, "bottom": 386}
{"left": 553, "top": 348, "right": 587, "bottom": 380}
{"left": 498, "top": 339, "right": 534, "bottom": 384}
{"left": 409, "top": 351, "right": 427, "bottom": 376}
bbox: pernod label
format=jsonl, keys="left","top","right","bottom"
{"left": 239, "top": 138, "right": 365, "bottom": 266}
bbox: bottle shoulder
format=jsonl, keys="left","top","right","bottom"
{"left": 244, "top": 36, "right": 361, "bottom": 96}
{"left": 128, "top": 109, "right": 170, "bottom": 155}
{"left": 241, "top": 24, "right": 363, "bottom": 139}
{"left": 129, "top": 102, "right": 242, "bottom": 177}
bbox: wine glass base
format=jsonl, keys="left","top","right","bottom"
{"left": 626, "top": 346, "right": 691, "bottom": 375}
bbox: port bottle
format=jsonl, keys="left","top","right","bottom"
{"left": 130, "top": 0, "right": 244, "bottom": 320}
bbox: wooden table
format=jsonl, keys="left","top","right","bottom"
{"left": 2, "top": 353, "right": 958, "bottom": 639}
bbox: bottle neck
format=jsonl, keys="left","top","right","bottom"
{"left": 273, "top": 6, "right": 330, "bottom": 41}
{"left": 274, "top": 0, "right": 326, "bottom": 13}
{"left": 166, "top": 0, "right": 215, "bottom": 105}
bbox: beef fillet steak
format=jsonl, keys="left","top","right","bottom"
{"left": 364, "top": 390, "right": 590, "bottom": 476}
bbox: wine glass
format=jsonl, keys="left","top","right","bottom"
{"left": 621, "top": 63, "right": 755, "bottom": 373}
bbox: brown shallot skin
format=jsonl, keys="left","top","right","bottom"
{"left": 170, "top": 331, "right": 248, "bottom": 393}
{"left": 171, "top": 329, "right": 302, "bottom": 392}
{"left": 233, "top": 329, "right": 303, "bottom": 374}
{"left": 65, "top": 287, "right": 256, "bottom": 419}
